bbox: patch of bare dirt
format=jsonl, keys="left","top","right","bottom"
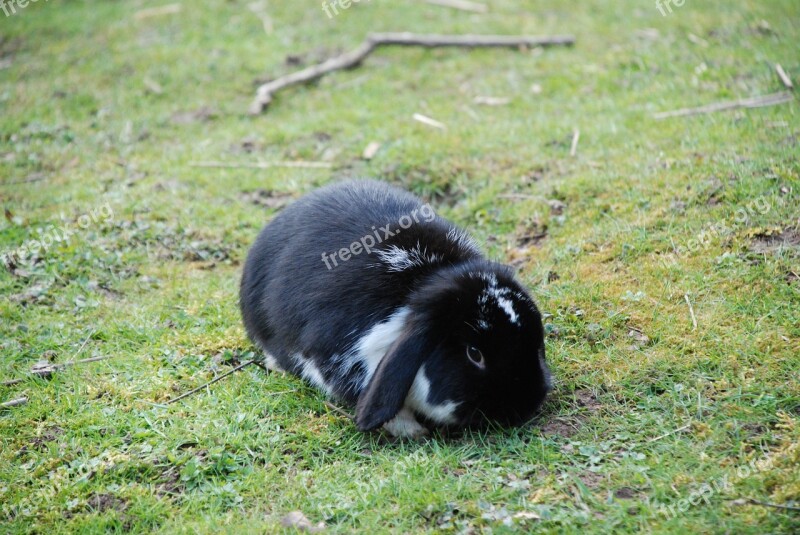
{"left": 87, "top": 493, "right": 128, "bottom": 514}
{"left": 577, "top": 471, "right": 604, "bottom": 489}
{"left": 614, "top": 487, "right": 638, "bottom": 499}
{"left": 539, "top": 419, "right": 578, "bottom": 438}
{"left": 574, "top": 389, "right": 602, "bottom": 412}
{"left": 155, "top": 467, "right": 183, "bottom": 498}
{"left": 18, "top": 426, "right": 64, "bottom": 455}
{"left": 169, "top": 107, "right": 218, "bottom": 125}
{"left": 239, "top": 189, "right": 294, "bottom": 210}
{"left": 516, "top": 219, "right": 548, "bottom": 248}
{"left": 749, "top": 229, "right": 800, "bottom": 255}
{"left": 281, "top": 511, "right": 326, "bottom": 532}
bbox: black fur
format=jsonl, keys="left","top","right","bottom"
{"left": 240, "top": 180, "right": 551, "bottom": 432}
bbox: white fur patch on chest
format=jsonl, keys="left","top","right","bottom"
{"left": 406, "top": 364, "right": 460, "bottom": 425}
{"left": 354, "top": 306, "right": 411, "bottom": 389}
{"left": 292, "top": 353, "right": 333, "bottom": 396}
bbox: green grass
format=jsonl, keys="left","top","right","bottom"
{"left": 1, "top": 0, "right": 799, "bottom": 533}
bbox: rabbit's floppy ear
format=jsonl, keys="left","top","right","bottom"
{"left": 355, "top": 327, "right": 434, "bottom": 431}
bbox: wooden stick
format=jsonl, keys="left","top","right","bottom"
{"left": 251, "top": 33, "right": 575, "bottom": 114}
{"left": 166, "top": 360, "right": 255, "bottom": 405}
{"left": 775, "top": 64, "right": 793, "bottom": 90}
{"left": 1, "top": 397, "right": 28, "bottom": 408}
{"left": 654, "top": 91, "right": 794, "bottom": 119}
{"left": 684, "top": 294, "right": 698, "bottom": 330}
{"left": 425, "top": 0, "right": 488, "bottom": 13}
{"left": 190, "top": 161, "right": 332, "bottom": 169}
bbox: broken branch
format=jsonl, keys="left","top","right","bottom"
{"left": 251, "top": 33, "right": 575, "bottom": 114}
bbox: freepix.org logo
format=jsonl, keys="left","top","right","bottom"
{"left": 321, "top": 203, "right": 436, "bottom": 270}
{"left": 655, "top": 0, "right": 687, "bottom": 16}
{"left": 1, "top": 0, "right": 49, "bottom": 18}
{"left": 321, "top": 0, "right": 372, "bottom": 19}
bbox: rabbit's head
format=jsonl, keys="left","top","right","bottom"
{"left": 356, "top": 260, "right": 551, "bottom": 431}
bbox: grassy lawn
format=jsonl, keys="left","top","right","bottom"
{"left": 1, "top": 0, "right": 798, "bottom": 532}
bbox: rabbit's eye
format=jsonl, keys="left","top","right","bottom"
{"left": 466, "top": 345, "right": 486, "bottom": 370}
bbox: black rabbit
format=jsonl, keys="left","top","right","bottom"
{"left": 240, "top": 180, "right": 552, "bottom": 437}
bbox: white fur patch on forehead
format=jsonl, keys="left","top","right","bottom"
{"left": 472, "top": 272, "right": 521, "bottom": 326}
{"left": 376, "top": 243, "right": 441, "bottom": 272}
{"left": 405, "top": 364, "right": 460, "bottom": 424}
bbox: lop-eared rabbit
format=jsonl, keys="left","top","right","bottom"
{"left": 240, "top": 180, "right": 551, "bottom": 437}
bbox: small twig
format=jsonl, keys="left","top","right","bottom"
{"left": 684, "top": 293, "right": 698, "bottom": 330}
{"left": 1, "top": 354, "right": 114, "bottom": 387}
{"left": 250, "top": 360, "right": 270, "bottom": 373}
{"left": 1, "top": 378, "right": 23, "bottom": 387}
{"left": 425, "top": 0, "right": 488, "bottom": 13}
{"left": 0, "top": 174, "right": 47, "bottom": 187}
{"left": 569, "top": 128, "right": 580, "bottom": 157}
{"left": 497, "top": 193, "right": 543, "bottom": 200}
{"left": 251, "top": 32, "right": 575, "bottom": 113}
{"left": 473, "top": 96, "right": 510, "bottom": 106}
{"left": 362, "top": 141, "right": 381, "bottom": 160}
{"left": 413, "top": 113, "right": 446, "bottom": 130}
{"left": 648, "top": 422, "right": 692, "bottom": 443}
{"left": 775, "top": 64, "right": 793, "bottom": 90}
{"left": 775, "top": 63, "right": 794, "bottom": 91}
{"left": 247, "top": 2, "right": 273, "bottom": 34}
{"left": 654, "top": 91, "right": 794, "bottom": 119}
{"left": 59, "top": 355, "right": 114, "bottom": 368}
{"left": 64, "top": 330, "right": 95, "bottom": 366}
{"left": 134, "top": 3, "right": 181, "bottom": 21}
{"left": 324, "top": 400, "right": 354, "bottom": 421}
{"left": 190, "top": 161, "right": 332, "bottom": 169}
{"left": 1, "top": 397, "right": 28, "bottom": 408}
{"left": 730, "top": 498, "right": 800, "bottom": 512}
{"left": 166, "top": 360, "right": 256, "bottom": 405}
